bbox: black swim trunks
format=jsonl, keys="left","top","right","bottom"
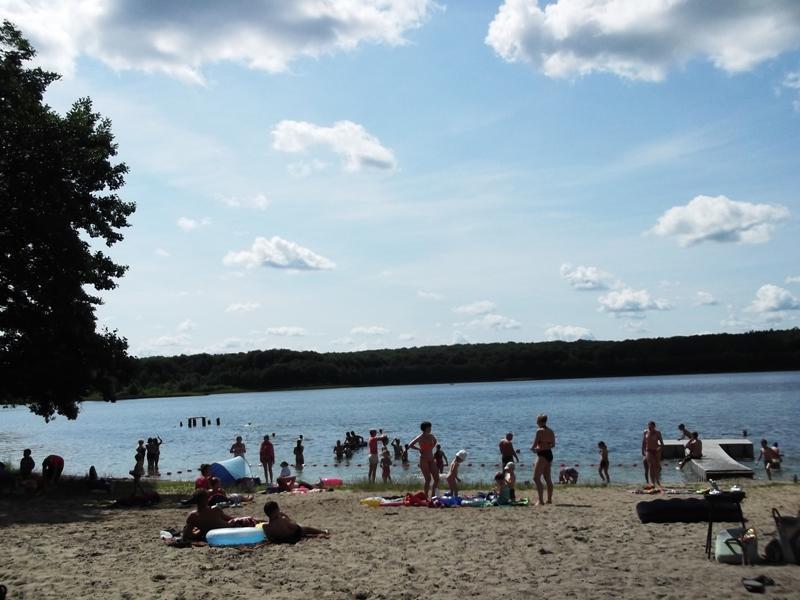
{"left": 599, "top": 459, "right": 609, "bottom": 469}
{"left": 536, "top": 449, "right": 553, "bottom": 463}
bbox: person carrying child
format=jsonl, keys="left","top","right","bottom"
{"left": 446, "top": 450, "right": 467, "bottom": 497}
{"left": 598, "top": 441, "right": 610, "bottom": 483}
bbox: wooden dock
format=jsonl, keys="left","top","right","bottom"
{"left": 661, "top": 439, "right": 754, "bottom": 480}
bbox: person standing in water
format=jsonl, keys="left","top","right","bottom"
{"left": 293, "top": 438, "right": 305, "bottom": 468}
{"left": 409, "top": 421, "right": 439, "bottom": 498}
{"left": 230, "top": 436, "right": 246, "bottom": 458}
{"left": 367, "top": 429, "right": 380, "bottom": 483}
{"left": 531, "top": 414, "right": 555, "bottom": 506}
{"left": 260, "top": 435, "right": 275, "bottom": 485}
{"left": 641, "top": 421, "right": 664, "bottom": 487}
{"left": 433, "top": 444, "right": 448, "bottom": 475}
{"left": 499, "top": 432, "right": 519, "bottom": 466}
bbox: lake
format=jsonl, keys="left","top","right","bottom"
{"left": 1, "top": 371, "right": 798, "bottom": 485}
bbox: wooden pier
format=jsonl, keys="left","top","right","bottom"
{"left": 661, "top": 439, "right": 754, "bottom": 480}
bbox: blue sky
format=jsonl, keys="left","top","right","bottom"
{"left": 6, "top": 0, "right": 800, "bottom": 356}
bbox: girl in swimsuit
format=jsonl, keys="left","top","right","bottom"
{"left": 531, "top": 413, "right": 555, "bottom": 506}
{"left": 598, "top": 441, "right": 610, "bottom": 483}
{"left": 409, "top": 421, "right": 439, "bottom": 497}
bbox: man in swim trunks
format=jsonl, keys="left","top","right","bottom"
{"left": 641, "top": 421, "right": 664, "bottom": 487}
{"left": 263, "top": 501, "right": 329, "bottom": 544}
{"left": 756, "top": 439, "right": 781, "bottom": 481}
{"left": 367, "top": 429, "right": 380, "bottom": 483}
{"left": 677, "top": 431, "right": 702, "bottom": 469}
{"left": 499, "top": 432, "right": 519, "bottom": 465}
{"left": 531, "top": 414, "right": 555, "bottom": 505}
{"left": 182, "top": 490, "right": 241, "bottom": 541}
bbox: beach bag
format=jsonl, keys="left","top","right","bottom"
{"left": 715, "top": 527, "right": 757, "bottom": 564}
{"left": 772, "top": 509, "right": 800, "bottom": 564}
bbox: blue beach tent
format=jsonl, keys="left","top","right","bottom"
{"left": 209, "top": 456, "right": 252, "bottom": 486}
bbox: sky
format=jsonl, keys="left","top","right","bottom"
{"left": 4, "top": 0, "right": 800, "bottom": 357}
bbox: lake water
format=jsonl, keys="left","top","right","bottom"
{"left": 1, "top": 371, "right": 798, "bottom": 485}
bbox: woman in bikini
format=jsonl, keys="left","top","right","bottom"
{"left": 409, "top": 421, "right": 439, "bottom": 497}
{"left": 531, "top": 413, "right": 555, "bottom": 506}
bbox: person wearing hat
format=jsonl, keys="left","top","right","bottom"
{"left": 446, "top": 450, "right": 467, "bottom": 497}
{"left": 504, "top": 461, "right": 517, "bottom": 501}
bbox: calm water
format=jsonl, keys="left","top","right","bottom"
{"left": 1, "top": 371, "right": 798, "bottom": 485}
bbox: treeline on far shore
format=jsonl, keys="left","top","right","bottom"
{"left": 120, "top": 329, "right": 800, "bottom": 399}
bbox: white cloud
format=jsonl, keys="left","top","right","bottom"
{"left": 177, "top": 319, "right": 195, "bottom": 333}
{"left": 272, "top": 120, "right": 396, "bottom": 172}
{"left": 7, "top": 0, "right": 433, "bottom": 83}
{"left": 486, "top": 0, "right": 800, "bottom": 81}
{"left": 221, "top": 194, "right": 270, "bottom": 210}
{"left": 451, "top": 331, "right": 469, "bottom": 344}
{"left": 648, "top": 195, "right": 790, "bottom": 246}
{"left": 223, "top": 236, "right": 335, "bottom": 270}
{"left": 560, "top": 263, "right": 614, "bottom": 290}
{"left": 155, "top": 248, "right": 170, "bottom": 257}
{"left": 598, "top": 288, "right": 671, "bottom": 315}
{"left": 544, "top": 325, "right": 595, "bottom": 342}
{"left": 786, "top": 275, "right": 800, "bottom": 284}
{"left": 469, "top": 313, "right": 522, "bottom": 330}
{"left": 225, "top": 302, "right": 261, "bottom": 314}
{"left": 398, "top": 333, "right": 416, "bottom": 341}
{"left": 267, "top": 326, "right": 307, "bottom": 337}
{"left": 747, "top": 284, "right": 800, "bottom": 313}
{"left": 453, "top": 300, "right": 497, "bottom": 315}
{"left": 783, "top": 70, "right": 800, "bottom": 112}
{"left": 287, "top": 159, "right": 328, "bottom": 178}
{"left": 417, "top": 290, "right": 444, "bottom": 300}
{"left": 177, "top": 216, "right": 211, "bottom": 232}
{"left": 695, "top": 291, "right": 719, "bottom": 306}
{"left": 351, "top": 326, "right": 390, "bottom": 336}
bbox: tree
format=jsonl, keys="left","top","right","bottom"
{"left": 0, "top": 22, "right": 136, "bottom": 420}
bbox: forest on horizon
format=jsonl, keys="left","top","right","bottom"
{"left": 122, "top": 329, "right": 800, "bottom": 399}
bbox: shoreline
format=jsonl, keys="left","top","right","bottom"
{"left": 79, "top": 366, "right": 800, "bottom": 403}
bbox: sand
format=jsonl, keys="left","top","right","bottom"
{"left": 1, "top": 482, "right": 799, "bottom": 600}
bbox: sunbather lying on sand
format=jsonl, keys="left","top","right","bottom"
{"left": 262, "top": 501, "right": 328, "bottom": 544}
{"left": 182, "top": 490, "right": 259, "bottom": 541}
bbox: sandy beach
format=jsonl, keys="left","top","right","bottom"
{"left": 1, "top": 482, "right": 798, "bottom": 600}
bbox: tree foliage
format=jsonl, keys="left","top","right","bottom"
{"left": 127, "top": 329, "right": 800, "bottom": 398}
{"left": 0, "top": 22, "right": 135, "bottom": 420}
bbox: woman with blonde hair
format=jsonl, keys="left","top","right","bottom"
{"left": 531, "top": 413, "right": 555, "bottom": 505}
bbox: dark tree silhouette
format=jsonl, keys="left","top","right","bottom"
{"left": 0, "top": 22, "right": 135, "bottom": 420}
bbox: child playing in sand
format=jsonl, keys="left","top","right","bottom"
{"left": 493, "top": 471, "right": 511, "bottom": 505}
{"left": 559, "top": 467, "right": 579, "bottom": 484}
{"left": 504, "top": 461, "right": 516, "bottom": 501}
{"left": 446, "top": 450, "right": 466, "bottom": 497}
{"left": 380, "top": 449, "right": 392, "bottom": 483}
{"left": 598, "top": 441, "right": 610, "bottom": 483}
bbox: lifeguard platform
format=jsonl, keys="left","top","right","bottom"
{"left": 661, "top": 439, "right": 754, "bottom": 480}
